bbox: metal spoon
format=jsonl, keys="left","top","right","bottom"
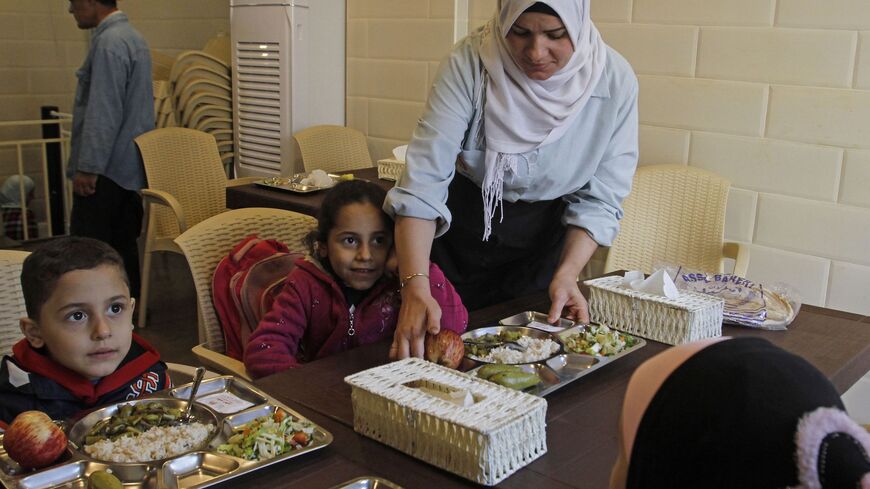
{"left": 181, "top": 366, "right": 205, "bottom": 422}
{"left": 463, "top": 339, "right": 526, "bottom": 351}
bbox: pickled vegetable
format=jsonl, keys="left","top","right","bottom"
{"left": 477, "top": 363, "right": 520, "bottom": 380}
{"left": 83, "top": 402, "right": 187, "bottom": 445}
{"left": 476, "top": 364, "right": 541, "bottom": 390}
{"left": 88, "top": 470, "right": 122, "bottom": 489}
{"left": 489, "top": 371, "right": 542, "bottom": 390}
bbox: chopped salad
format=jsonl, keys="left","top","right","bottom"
{"left": 217, "top": 410, "right": 315, "bottom": 461}
{"left": 562, "top": 325, "right": 638, "bottom": 357}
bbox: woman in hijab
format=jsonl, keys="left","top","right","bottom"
{"left": 385, "top": 0, "right": 638, "bottom": 359}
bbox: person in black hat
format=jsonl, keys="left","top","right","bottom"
{"left": 610, "top": 336, "right": 870, "bottom": 489}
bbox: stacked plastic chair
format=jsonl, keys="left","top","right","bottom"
{"left": 152, "top": 80, "right": 176, "bottom": 129}
{"left": 168, "top": 44, "right": 234, "bottom": 176}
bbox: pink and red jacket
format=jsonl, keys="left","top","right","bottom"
{"left": 244, "top": 258, "right": 468, "bottom": 378}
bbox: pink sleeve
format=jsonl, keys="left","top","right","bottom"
{"left": 428, "top": 262, "right": 469, "bottom": 333}
{"left": 243, "top": 274, "right": 308, "bottom": 378}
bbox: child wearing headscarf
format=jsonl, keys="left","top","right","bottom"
{"left": 0, "top": 175, "right": 38, "bottom": 240}
{"left": 610, "top": 336, "right": 870, "bottom": 489}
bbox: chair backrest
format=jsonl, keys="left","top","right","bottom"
{"left": 176, "top": 65, "right": 231, "bottom": 91}
{"left": 194, "top": 117, "right": 233, "bottom": 133}
{"left": 202, "top": 34, "right": 231, "bottom": 65}
{"left": 293, "top": 125, "right": 373, "bottom": 174}
{"left": 169, "top": 51, "right": 230, "bottom": 86}
{"left": 174, "top": 208, "right": 316, "bottom": 354}
{"left": 0, "top": 250, "right": 29, "bottom": 356}
{"left": 184, "top": 104, "right": 233, "bottom": 130}
{"left": 176, "top": 81, "right": 232, "bottom": 124}
{"left": 604, "top": 164, "right": 731, "bottom": 275}
{"left": 151, "top": 49, "right": 176, "bottom": 81}
{"left": 152, "top": 80, "right": 175, "bottom": 129}
{"left": 135, "top": 128, "right": 229, "bottom": 239}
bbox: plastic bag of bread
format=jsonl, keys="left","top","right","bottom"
{"left": 662, "top": 266, "right": 800, "bottom": 330}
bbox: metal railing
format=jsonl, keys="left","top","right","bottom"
{"left": 0, "top": 108, "right": 73, "bottom": 241}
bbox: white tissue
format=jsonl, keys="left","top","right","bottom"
{"left": 300, "top": 169, "right": 334, "bottom": 188}
{"left": 392, "top": 145, "right": 408, "bottom": 162}
{"left": 623, "top": 269, "right": 680, "bottom": 299}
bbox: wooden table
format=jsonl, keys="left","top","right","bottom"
{"left": 251, "top": 291, "right": 870, "bottom": 488}
{"left": 226, "top": 167, "right": 392, "bottom": 217}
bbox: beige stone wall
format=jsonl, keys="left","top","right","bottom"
{"left": 346, "top": 0, "right": 455, "bottom": 160}
{"left": 592, "top": 0, "right": 870, "bottom": 314}
{"left": 349, "top": 0, "right": 870, "bottom": 314}
{"left": 0, "top": 0, "right": 229, "bottom": 234}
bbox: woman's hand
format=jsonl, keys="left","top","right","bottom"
{"left": 547, "top": 226, "right": 598, "bottom": 324}
{"left": 548, "top": 270, "right": 589, "bottom": 324}
{"left": 391, "top": 280, "right": 442, "bottom": 360}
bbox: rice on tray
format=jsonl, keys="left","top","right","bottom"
{"left": 84, "top": 422, "right": 213, "bottom": 462}
{"left": 477, "top": 336, "right": 560, "bottom": 364}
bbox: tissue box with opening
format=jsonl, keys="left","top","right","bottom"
{"left": 585, "top": 275, "right": 724, "bottom": 345}
{"left": 345, "top": 357, "right": 547, "bottom": 486}
{"left": 377, "top": 158, "right": 405, "bottom": 181}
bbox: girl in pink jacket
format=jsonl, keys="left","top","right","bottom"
{"left": 244, "top": 180, "right": 468, "bottom": 378}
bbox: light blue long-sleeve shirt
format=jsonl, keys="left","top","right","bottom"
{"left": 384, "top": 31, "right": 638, "bottom": 246}
{"left": 68, "top": 12, "right": 154, "bottom": 191}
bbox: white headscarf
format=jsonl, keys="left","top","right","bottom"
{"left": 477, "top": 0, "right": 606, "bottom": 240}
{"left": 0, "top": 175, "right": 34, "bottom": 209}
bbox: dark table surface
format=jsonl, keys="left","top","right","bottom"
{"left": 227, "top": 167, "right": 392, "bottom": 217}
{"left": 252, "top": 289, "right": 870, "bottom": 489}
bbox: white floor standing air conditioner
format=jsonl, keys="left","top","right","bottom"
{"left": 230, "top": 0, "right": 345, "bottom": 177}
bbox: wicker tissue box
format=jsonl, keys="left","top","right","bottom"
{"left": 585, "top": 275, "right": 724, "bottom": 345}
{"left": 377, "top": 158, "right": 405, "bottom": 181}
{"left": 345, "top": 357, "right": 547, "bottom": 486}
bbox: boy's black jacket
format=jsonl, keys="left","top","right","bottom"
{"left": 0, "top": 334, "right": 169, "bottom": 425}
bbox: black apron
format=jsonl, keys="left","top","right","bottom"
{"left": 431, "top": 173, "right": 566, "bottom": 310}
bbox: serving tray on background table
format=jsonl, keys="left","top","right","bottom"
{"left": 0, "top": 376, "right": 332, "bottom": 489}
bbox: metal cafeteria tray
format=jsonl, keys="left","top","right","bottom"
{"left": 0, "top": 376, "right": 332, "bottom": 489}
{"left": 255, "top": 172, "right": 342, "bottom": 194}
{"left": 499, "top": 310, "right": 574, "bottom": 331}
{"left": 329, "top": 476, "right": 404, "bottom": 489}
{"left": 464, "top": 319, "right": 646, "bottom": 397}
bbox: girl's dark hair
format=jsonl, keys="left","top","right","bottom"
{"left": 21, "top": 236, "right": 128, "bottom": 320}
{"left": 524, "top": 2, "right": 559, "bottom": 17}
{"left": 305, "top": 180, "right": 393, "bottom": 255}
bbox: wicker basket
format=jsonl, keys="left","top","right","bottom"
{"left": 377, "top": 158, "right": 405, "bottom": 181}
{"left": 345, "top": 358, "right": 547, "bottom": 486}
{"left": 585, "top": 275, "right": 724, "bottom": 345}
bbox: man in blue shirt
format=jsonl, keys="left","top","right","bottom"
{"left": 67, "top": 0, "right": 154, "bottom": 300}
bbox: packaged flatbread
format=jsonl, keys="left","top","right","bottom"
{"left": 667, "top": 267, "right": 799, "bottom": 330}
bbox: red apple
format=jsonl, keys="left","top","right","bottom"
{"left": 2, "top": 411, "right": 68, "bottom": 469}
{"left": 425, "top": 330, "right": 464, "bottom": 369}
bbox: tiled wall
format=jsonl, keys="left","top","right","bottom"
{"left": 0, "top": 0, "right": 229, "bottom": 230}
{"left": 346, "top": 0, "right": 456, "bottom": 160}
{"left": 594, "top": 0, "right": 870, "bottom": 314}
{"left": 348, "top": 0, "right": 870, "bottom": 315}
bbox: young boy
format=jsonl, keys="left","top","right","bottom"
{"left": 0, "top": 237, "right": 168, "bottom": 424}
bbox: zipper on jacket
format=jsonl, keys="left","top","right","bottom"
{"left": 347, "top": 304, "right": 356, "bottom": 336}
